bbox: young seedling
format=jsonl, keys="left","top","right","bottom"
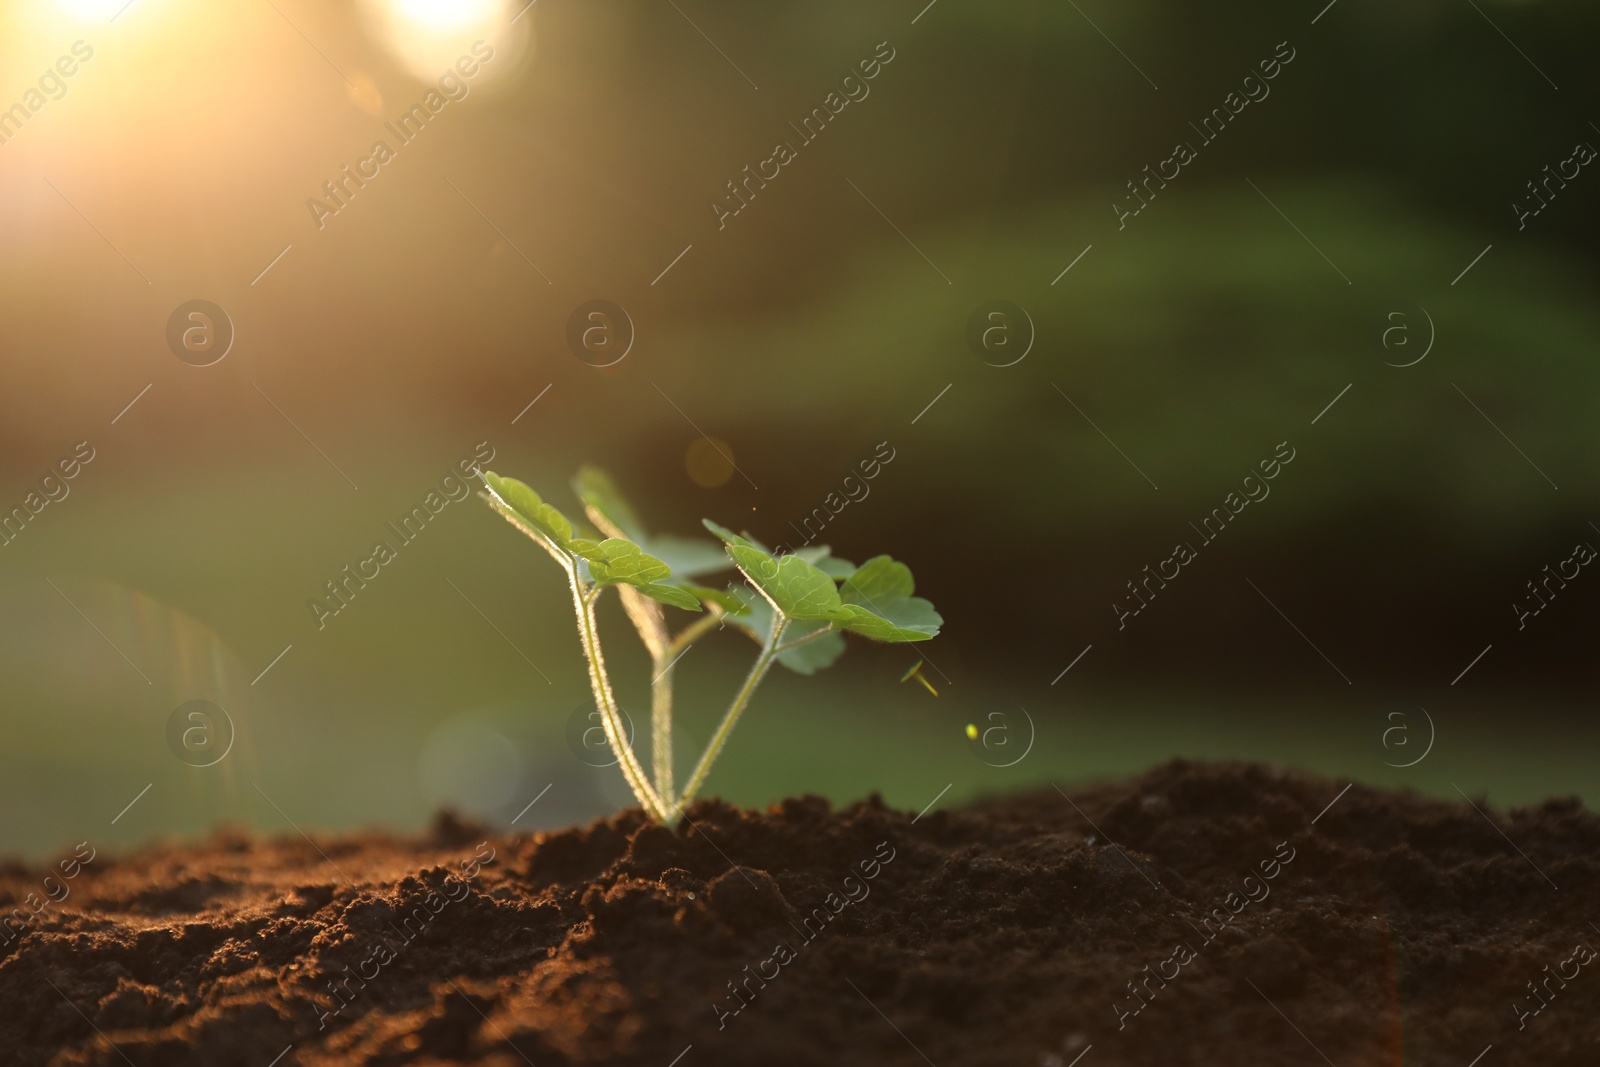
{"left": 478, "top": 466, "right": 941, "bottom": 825}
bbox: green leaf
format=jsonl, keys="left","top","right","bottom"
{"left": 637, "top": 582, "right": 703, "bottom": 612}
{"left": 564, "top": 537, "right": 703, "bottom": 611}
{"left": 738, "top": 550, "right": 842, "bottom": 620}
{"left": 574, "top": 537, "right": 671, "bottom": 585}
{"left": 832, "top": 554, "right": 941, "bottom": 642}
{"left": 482, "top": 471, "right": 577, "bottom": 550}
{"left": 816, "top": 555, "right": 858, "bottom": 580}
{"left": 770, "top": 556, "right": 847, "bottom": 618}
{"left": 831, "top": 601, "right": 941, "bottom": 642}
{"left": 794, "top": 545, "right": 857, "bottom": 579}
{"left": 725, "top": 542, "right": 778, "bottom": 585}
{"left": 701, "top": 518, "right": 755, "bottom": 548}
{"left": 573, "top": 466, "right": 646, "bottom": 542}
{"left": 705, "top": 521, "right": 846, "bottom": 619}
{"left": 681, "top": 584, "right": 751, "bottom": 615}
{"left": 841, "top": 555, "right": 915, "bottom": 602}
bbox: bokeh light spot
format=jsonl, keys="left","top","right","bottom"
{"left": 685, "top": 437, "right": 735, "bottom": 488}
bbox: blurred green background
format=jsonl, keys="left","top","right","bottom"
{"left": 0, "top": 0, "right": 1595, "bottom": 857}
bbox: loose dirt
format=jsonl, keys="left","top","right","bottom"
{"left": 2, "top": 761, "right": 1596, "bottom": 1066}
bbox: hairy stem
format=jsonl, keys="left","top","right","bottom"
{"left": 614, "top": 585, "right": 674, "bottom": 798}
{"left": 671, "top": 615, "right": 788, "bottom": 825}
{"left": 648, "top": 605, "right": 728, "bottom": 799}
{"left": 615, "top": 584, "right": 668, "bottom": 658}
{"left": 570, "top": 579, "right": 669, "bottom": 822}
{"left": 648, "top": 605, "right": 729, "bottom": 800}
{"left": 650, "top": 650, "right": 676, "bottom": 802}
{"left": 774, "top": 624, "right": 834, "bottom": 654}
{"left": 664, "top": 607, "right": 727, "bottom": 661}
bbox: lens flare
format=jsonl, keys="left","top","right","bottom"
{"left": 55, "top": 0, "right": 130, "bottom": 20}
{"left": 393, "top": 0, "right": 502, "bottom": 31}
{"left": 360, "top": 0, "right": 527, "bottom": 84}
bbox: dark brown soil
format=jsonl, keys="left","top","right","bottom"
{"left": 2, "top": 761, "right": 1597, "bottom": 1066}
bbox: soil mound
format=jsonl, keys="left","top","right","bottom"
{"left": 2, "top": 761, "right": 1596, "bottom": 1066}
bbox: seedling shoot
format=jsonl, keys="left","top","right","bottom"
{"left": 478, "top": 466, "right": 942, "bottom": 825}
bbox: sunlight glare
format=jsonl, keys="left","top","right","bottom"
{"left": 362, "top": 0, "right": 526, "bottom": 84}
{"left": 54, "top": 0, "right": 129, "bottom": 20}
{"left": 393, "top": 0, "right": 502, "bottom": 31}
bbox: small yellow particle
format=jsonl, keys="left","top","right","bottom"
{"left": 965, "top": 723, "right": 979, "bottom": 741}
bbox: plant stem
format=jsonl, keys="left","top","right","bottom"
{"left": 569, "top": 578, "right": 670, "bottom": 822}
{"left": 664, "top": 607, "right": 726, "bottom": 661}
{"left": 773, "top": 624, "right": 834, "bottom": 654}
{"left": 670, "top": 615, "right": 788, "bottom": 825}
{"left": 650, "top": 648, "right": 676, "bottom": 802}
{"left": 615, "top": 586, "right": 675, "bottom": 799}
{"left": 647, "top": 605, "right": 728, "bottom": 802}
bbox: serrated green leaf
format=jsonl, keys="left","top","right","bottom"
{"left": 841, "top": 555, "right": 915, "bottom": 603}
{"left": 573, "top": 466, "right": 646, "bottom": 542}
{"left": 637, "top": 582, "right": 703, "bottom": 612}
{"left": 709, "top": 528, "right": 849, "bottom": 621}
{"left": 792, "top": 546, "right": 856, "bottom": 579}
{"left": 575, "top": 538, "right": 672, "bottom": 586}
{"left": 771, "top": 556, "right": 846, "bottom": 619}
{"left": 816, "top": 556, "right": 858, "bottom": 580}
{"left": 831, "top": 600, "right": 941, "bottom": 642}
{"left": 829, "top": 554, "right": 941, "bottom": 641}
{"left": 725, "top": 542, "right": 778, "bottom": 584}
{"left": 681, "top": 584, "right": 751, "bottom": 615}
{"left": 483, "top": 472, "right": 577, "bottom": 549}
{"left": 701, "top": 518, "right": 753, "bottom": 547}
{"left": 571, "top": 538, "right": 704, "bottom": 612}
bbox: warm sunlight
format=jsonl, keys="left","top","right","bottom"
{"left": 391, "top": 0, "right": 503, "bottom": 31}
{"left": 53, "top": 0, "right": 129, "bottom": 20}
{"left": 360, "top": 0, "right": 524, "bottom": 83}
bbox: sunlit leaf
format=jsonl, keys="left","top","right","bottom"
{"left": 841, "top": 555, "right": 915, "bottom": 602}
{"left": 831, "top": 601, "right": 941, "bottom": 642}
{"left": 577, "top": 468, "right": 731, "bottom": 580}
{"left": 483, "top": 471, "right": 576, "bottom": 549}
{"left": 704, "top": 521, "right": 850, "bottom": 620}
{"left": 772, "top": 556, "right": 847, "bottom": 619}
{"left": 795, "top": 545, "right": 857, "bottom": 579}
{"left": 702, "top": 518, "right": 755, "bottom": 548}
{"left": 637, "top": 582, "right": 703, "bottom": 612}
{"left": 831, "top": 554, "right": 941, "bottom": 641}
{"left": 681, "top": 584, "right": 751, "bottom": 615}
{"left": 574, "top": 537, "right": 671, "bottom": 585}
